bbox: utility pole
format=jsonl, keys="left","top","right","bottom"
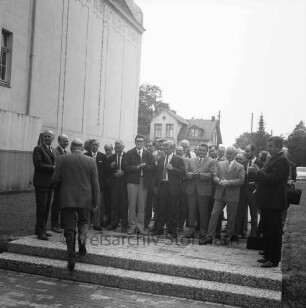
{"left": 250, "top": 112, "right": 253, "bottom": 143}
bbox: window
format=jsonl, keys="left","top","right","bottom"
{"left": 190, "top": 128, "right": 199, "bottom": 137}
{"left": 166, "top": 124, "right": 174, "bottom": 138}
{"left": 154, "top": 124, "right": 162, "bottom": 138}
{"left": 1, "top": 29, "right": 13, "bottom": 86}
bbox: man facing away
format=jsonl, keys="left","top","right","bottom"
{"left": 50, "top": 134, "right": 69, "bottom": 233}
{"left": 185, "top": 143, "right": 217, "bottom": 244}
{"left": 122, "top": 134, "right": 155, "bottom": 235}
{"left": 204, "top": 146, "right": 245, "bottom": 245}
{"left": 84, "top": 139, "right": 107, "bottom": 231}
{"left": 33, "top": 130, "right": 55, "bottom": 240}
{"left": 250, "top": 136, "right": 289, "bottom": 268}
{"left": 52, "top": 138, "right": 100, "bottom": 270}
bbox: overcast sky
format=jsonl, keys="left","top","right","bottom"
{"left": 134, "top": 0, "right": 306, "bottom": 146}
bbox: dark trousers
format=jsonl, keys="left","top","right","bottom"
{"left": 104, "top": 186, "right": 111, "bottom": 225}
{"left": 35, "top": 186, "right": 53, "bottom": 235}
{"left": 246, "top": 189, "right": 258, "bottom": 236}
{"left": 51, "top": 187, "right": 63, "bottom": 228}
{"left": 177, "top": 193, "right": 188, "bottom": 229}
{"left": 92, "top": 189, "right": 104, "bottom": 227}
{"left": 145, "top": 188, "right": 155, "bottom": 227}
{"left": 261, "top": 208, "right": 283, "bottom": 264}
{"left": 156, "top": 182, "right": 179, "bottom": 234}
{"left": 61, "top": 207, "right": 91, "bottom": 253}
{"left": 110, "top": 180, "right": 128, "bottom": 227}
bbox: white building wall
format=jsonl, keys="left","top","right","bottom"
{"left": 0, "top": 0, "right": 143, "bottom": 190}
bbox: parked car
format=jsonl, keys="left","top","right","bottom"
{"left": 296, "top": 166, "right": 306, "bottom": 181}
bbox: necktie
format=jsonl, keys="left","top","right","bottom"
{"left": 199, "top": 158, "right": 202, "bottom": 164}
{"left": 117, "top": 154, "right": 121, "bottom": 170}
{"left": 249, "top": 160, "right": 252, "bottom": 166}
{"left": 48, "top": 146, "right": 52, "bottom": 153}
{"left": 63, "top": 149, "right": 67, "bottom": 155}
{"left": 139, "top": 151, "right": 143, "bottom": 176}
{"left": 163, "top": 155, "right": 169, "bottom": 180}
{"left": 93, "top": 153, "right": 97, "bottom": 160}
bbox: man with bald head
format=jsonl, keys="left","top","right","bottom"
{"left": 33, "top": 130, "right": 55, "bottom": 240}
{"left": 51, "top": 134, "right": 69, "bottom": 233}
{"left": 53, "top": 138, "right": 100, "bottom": 270}
{"left": 204, "top": 146, "right": 245, "bottom": 245}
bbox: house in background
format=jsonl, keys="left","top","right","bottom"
{"left": 150, "top": 110, "right": 222, "bottom": 147}
{"left": 149, "top": 109, "right": 189, "bottom": 143}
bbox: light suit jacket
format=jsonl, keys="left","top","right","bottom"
{"left": 214, "top": 160, "right": 245, "bottom": 202}
{"left": 185, "top": 156, "right": 216, "bottom": 196}
{"left": 52, "top": 151, "right": 100, "bottom": 209}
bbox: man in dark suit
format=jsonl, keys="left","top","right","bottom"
{"left": 105, "top": 140, "right": 128, "bottom": 232}
{"left": 33, "top": 130, "right": 55, "bottom": 240}
{"left": 50, "top": 134, "right": 69, "bottom": 233}
{"left": 122, "top": 134, "right": 155, "bottom": 235}
{"left": 84, "top": 139, "right": 107, "bottom": 231}
{"left": 185, "top": 143, "right": 216, "bottom": 243}
{"left": 152, "top": 141, "right": 185, "bottom": 237}
{"left": 52, "top": 138, "right": 100, "bottom": 270}
{"left": 244, "top": 144, "right": 262, "bottom": 237}
{"left": 204, "top": 146, "right": 245, "bottom": 245}
{"left": 250, "top": 137, "right": 289, "bottom": 268}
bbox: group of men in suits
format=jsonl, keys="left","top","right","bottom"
{"left": 33, "top": 131, "right": 289, "bottom": 269}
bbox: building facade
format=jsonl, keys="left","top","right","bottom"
{"left": 0, "top": 0, "right": 144, "bottom": 191}
{"left": 150, "top": 110, "right": 222, "bottom": 148}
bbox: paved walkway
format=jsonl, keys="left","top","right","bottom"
{"left": 0, "top": 269, "right": 233, "bottom": 308}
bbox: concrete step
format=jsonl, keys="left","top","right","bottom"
{"left": 0, "top": 252, "right": 281, "bottom": 308}
{"left": 6, "top": 237, "right": 282, "bottom": 291}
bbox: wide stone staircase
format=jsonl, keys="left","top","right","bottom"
{"left": 0, "top": 232, "right": 282, "bottom": 307}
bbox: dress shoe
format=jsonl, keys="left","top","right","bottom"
{"left": 230, "top": 235, "right": 239, "bottom": 244}
{"left": 177, "top": 227, "right": 184, "bottom": 232}
{"left": 67, "top": 252, "right": 76, "bottom": 271}
{"left": 121, "top": 226, "right": 127, "bottom": 233}
{"left": 79, "top": 241, "right": 87, "bottom": 257}
{"left": 37, "top": 234, "right": 48, "bottom": 241}
{"left": 261, "top": 261, "right": 279, "bottom": 268}
{"left": 151, "top": 230, "right": 163, "bottom": 236}
{"left": 240, "top": 233, "right": 247, "bottom": 239}
{"left": 258, "top": 251, "right": 265, "bottom": 256}
{"left": 149, "top": 226, "right": 156, "bottom": 232}
{"left": 46, "top": 232, "right": 52, "bottom": 237}
{"left": 221, "top": 237, "right": 230, "bottom": 245}
{"left": 199, "top": 237, "right": 206, "bottom": 245}
{"left": 93, "top": 226, "right": 103, "bottom": 231}
{"left": 51, "top": 227, "right": 63, "bottom": 233}
{"left": 106, "top": 224, "right": 117, "bottom": 231}
{"left": 257, "top": 258, "right": 268, "bottom": 263}
{"left": 137, "top": 228, "right": 148, "bottom": 236}
{"left": 185, "top": 233, "right": 195, "bottom": 239}
{"left": 203, "top": 238, "right": 212, "bottom": 245}
{"left": 127, "top": 228, "right": 136, "bottom": 235}
{"left": 215, "top": 233, "right": 221, "bottom": 239}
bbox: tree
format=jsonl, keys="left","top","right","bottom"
{"left": 234, "top": 114, "right": 270, "bottom": 153}
{"left": 137, "top": 84, "right": 170, "bottom": 137}
{"left": 286, "top": 121, "right": 306, "bottom": 166}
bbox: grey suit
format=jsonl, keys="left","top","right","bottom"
{"left": 207, "top": 160, "right": 245, "bottom": 239}
{"left": 185, "top": 156, "right": 216, "bottom": 236}
{"left": 52, "top": 151, "right": 100, "bottom": 254}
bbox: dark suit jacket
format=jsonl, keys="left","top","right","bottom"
{"left": 106, "top": 152, "right": 126, "bottom": 188}
{"left": 52, "top": 152, "right": 100, "bottom": 209}
{"left": 255, "top": 152, "right": 289, "bottom": 210}
{"left": 122, "top": 147, "right": 155, "bottom": 187}
{"left": 84, "top": 151, "right": 107, "bottom": 190}
{"left": 155, "top": 154, "right": 185, "bottom": 196}
{"left": 246, "top": 158, "right": 263, "bottom": 184}
{"left": 33, "top": 144, "right": 55, "bottom": 188}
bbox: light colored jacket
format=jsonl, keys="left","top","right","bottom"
{"left": 214, "top": 160, "right": 245, "bottom": 202}
{"left": 185, "top": 156, "right": 216, "bottom": 196}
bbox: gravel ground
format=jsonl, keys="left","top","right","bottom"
{"left": 0, "top": 191, "right": 39, "bottom": 251}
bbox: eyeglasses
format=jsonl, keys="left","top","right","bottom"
{"left": 136, "top": 139, "right": 144, "bottom": 143}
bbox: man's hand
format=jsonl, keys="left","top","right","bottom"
{"left": 137, "top": 163, "right": 147, "bottom": 169}
{"left": 110, "top": 162, "right": 116, "bottom": 169}
{"left": 114, "top": 170, "right": 124, "bottom": 177}
{"left": 92, "top": 204, "right": 99, "bottom": 212}
{"left": 248, "top": 165, "right": 260, "bottom": 174}
{"left": 166, "top": 163, "right": 173, "bottom": 171}
{"left": 186, "top": 172, "right": 193, "bottom": 180}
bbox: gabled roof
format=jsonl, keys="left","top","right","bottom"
{"left": 154, "top": 109, "right": 189, "bottom": 126}
{"left": 188, "top": 119, "right": 218, "bottom": 140}
{"left": 177, "top": 118, "right": 221, "bottom": 142}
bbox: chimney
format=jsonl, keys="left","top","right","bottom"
{"left": 211, "top": 116, "right": 215, "bottom": 121}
